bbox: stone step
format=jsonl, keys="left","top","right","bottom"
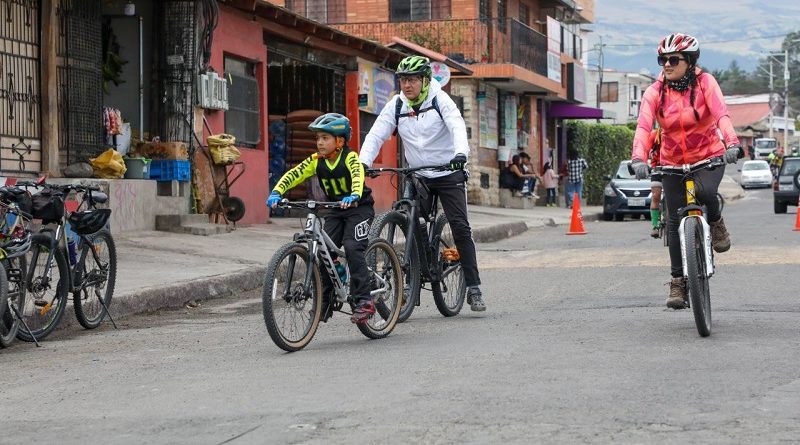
{"left": 155, "top": 213, "right": 209, "bottom": 230}
{"left": 498, "top": 189, "right": 536, "bottom": 209}
{"left": 180, "top": 223, "right": 234, "bottom": 236}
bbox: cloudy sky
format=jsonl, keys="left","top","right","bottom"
{"left": 587, "top": 0, "right": 800, "bottom": 75}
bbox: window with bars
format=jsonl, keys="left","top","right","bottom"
{"left": 519, "top": 3, "right": 529, "bottom": 26}
{"left": 390, "top": 0, "right": 450, "bottom": 22}
{"left": 479, "top": 0, "right": 490, "bottom": 23}
{"left": 497, "top": 0, "right": 506, "bottom": 33}
{"left": 600, "top": 82, "right": 619, "bottom": 103}
{"left": 286, "top": 0, "right": 345, "bottom": 23}
{"left": 225, "top": 56, "right": 260, "bottom": 147}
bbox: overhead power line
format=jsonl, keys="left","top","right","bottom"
{"left": 601, "top": 33, "right": 793, "bottom": 49}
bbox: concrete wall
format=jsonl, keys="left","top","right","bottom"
{"left": 48, "top": 178, "right": 188, "bottom": 233}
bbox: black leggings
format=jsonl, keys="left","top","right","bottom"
{"left": 662, "top": 165, "right": 724, "bottom": 277}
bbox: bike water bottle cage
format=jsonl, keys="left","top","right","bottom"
{"left": 393, "top": 95, "right": 444, "bottom": 136}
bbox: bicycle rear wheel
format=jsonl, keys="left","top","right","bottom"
{"left": 685, "top": 218, "right": 712, "bottom": 337}
{"left": 73, "top": 230, "right": 117, "bottom": 329}
{"left": 357, "top": 238, "right": 402, "bottom": 339}
{"left": 0, "top": 256, "right": 27, "bottom": 348}
{"left": 431, "top": 214, "right": 466, "bottom": 317}
{"left": 369, "top": 210, "right": 420, "bottom": 323}
{"left": 262, "top": 242, "right": 322, "bottom": 352}
{"left": 18, "top": 234, "right": 69, "bottom": 342}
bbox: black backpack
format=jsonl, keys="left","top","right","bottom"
{"left": 393, "top": 95, "right": 444, "bottom": 136}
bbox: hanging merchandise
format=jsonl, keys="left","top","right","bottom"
{"left": 104, "top": 107, "right": 123, "bottom": 136}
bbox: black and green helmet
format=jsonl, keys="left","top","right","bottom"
{"left": 396, "top": 55, "right": 432, "bottom": 78}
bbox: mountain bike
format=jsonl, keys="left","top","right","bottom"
{"left": 654, "top": 157, "right": 726, "bottom": 337}
{"left": 366, "top": 165, "right": 466, "bottom": 322}
{"left": 15, "top": 180, "right": 118, "bottom": 342}
{"left": 262, "top": 200, "right": 402, "bottom": 352}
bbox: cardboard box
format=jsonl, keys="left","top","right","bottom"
{"left": 135, "top": 141, "right": 189, "bottom": 160}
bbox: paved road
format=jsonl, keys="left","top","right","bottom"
{"left": 2, "top": 189, "right": 798, "bottom": 444}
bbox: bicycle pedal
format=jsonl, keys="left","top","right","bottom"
{"left": 33, "top": 299, "right": 48, "bottom": 307}
{"left": 442, "top": 248, "right": 460, "bottom": 261}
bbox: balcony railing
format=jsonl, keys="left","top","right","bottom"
{"left": 333, "top": 19, "right": 549, "bottom": 77}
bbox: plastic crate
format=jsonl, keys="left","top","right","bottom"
{"left": 149, "top": 160, "right": 191, "bottom": 181}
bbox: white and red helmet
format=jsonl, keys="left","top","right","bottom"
{"left": 658, "top": 33, "right": 700, "bottom": 55}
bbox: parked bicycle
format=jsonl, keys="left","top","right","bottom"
{"left": 654, "top": 157, "right": 726, "bottom": 337}
{"left": 0, "top": 186, "right": 36, "bottom": 348}
{"left": 15, "top": 179, "right": 118, "bottom": 342}
{"left": 262, "top": 200, "right": 402, "bottom": 352}
{"left": 366, "top": 165, "right": 466, "bottom": 322}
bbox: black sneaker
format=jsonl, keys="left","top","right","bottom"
{"left": 466, "top": 287, "right": 486, "bottom": 312}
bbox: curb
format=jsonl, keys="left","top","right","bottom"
{"left": 472, "top": 221, "right": 529, "bottom": 243}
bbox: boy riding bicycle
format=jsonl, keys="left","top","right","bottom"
{"left": 267, "top": 113, "right": 376, "bottom": 324}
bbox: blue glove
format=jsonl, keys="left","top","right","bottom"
{"left": 724, "top": 144, "right": 743, "bottom": 164}
{"left": 340, "top": 194, "right": 359, "bottom": 208}
{"left": 266, "top": 192, "right": 282, "bottom": 208}
{"left": 630, "top": 159, "right": 649, "bottom": 180}
{"left": 449, "top": 154, "right": 467, "bottom": 170}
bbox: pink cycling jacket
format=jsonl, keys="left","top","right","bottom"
{"left": 632, "top": 67, "right": 739, "bottom": 166}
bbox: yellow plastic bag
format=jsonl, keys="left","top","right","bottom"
{"left": 207, "top": 133, "right": 241, "bottom": 165}
{"left": 90, "top": 148, "right": 127, "bottom": 179}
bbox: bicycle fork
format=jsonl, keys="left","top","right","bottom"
{"left": 677, "top": 178, "right": 715, "bottom": 279}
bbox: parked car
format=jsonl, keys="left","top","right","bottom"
{"left": 739, "top": 160, "right": 773, "bottom": 189}
{"left": 773, "top": 156, "right": 800, "bottom": 214}
{"left": 603, "top": 160, "right": 652, "bottom": 221}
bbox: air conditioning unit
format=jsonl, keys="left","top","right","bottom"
{"left": 197, "top": 71, "right": 229, "bottom": 110}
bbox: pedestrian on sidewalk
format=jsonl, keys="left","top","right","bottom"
{"left": 542, "top": 161, "right": 559, "bottom": 207}
{"left": 359, "top": 55, "right": 486, "bottom": 312}
{"left": 630, "top": 33, "right": 742, "bottom": 309}
{"left": 509, "top": 154, "right": 537, "bottom": 198}
{"left": 266, "top": 113, "right": 377, "bottom": 324}
{"left": 565, "top": 149, "right": 588, "bottom": 208}
{"left": 519, "top": 152, "right": 541, "bottom": 199}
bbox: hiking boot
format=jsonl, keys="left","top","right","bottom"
{"left": 666, "top": 277, "right": 687, "bottom": 309}
{"left": 466, "top": 287, "right": 486, "bottom": 312}
{"left": 710, "top": 217, "right": 730, "bottom": 253}
{"left": 350, "top": 299, "right": 375, "bottom": 324}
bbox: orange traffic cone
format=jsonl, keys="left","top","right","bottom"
{"left": 566, "top": 192, "right": 587, "bottom": 235}
{"left": 794, "top": 196, "right": 800, "bottom": 231}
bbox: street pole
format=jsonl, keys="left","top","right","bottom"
{"left": 595, "top": 36, "right": 604, "bottom": 123}
{"left": 784, "top": 48, "right": 789, "bottom": 151}
{"left": 769, "top": 59, "right": 774, "bottom": 139}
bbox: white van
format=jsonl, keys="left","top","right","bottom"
{"left": 753, "top": 138, "right": 778, "bottom": 160}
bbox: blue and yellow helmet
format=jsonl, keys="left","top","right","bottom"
{"left": 308, "top": 113, "right": 351, "bottom": 142}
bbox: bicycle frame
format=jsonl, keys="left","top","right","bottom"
{"left": 660, "top": 162, "right": 717, "bottom": 279}
{"left": 394, "top": 177, "right": 443, "bottom": 283}
{"left": 288, "top": 201, "right": 389, "bottom": 304}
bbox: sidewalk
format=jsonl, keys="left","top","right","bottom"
{"left": 107, "top": 202, "right": 601, "bottom": 321}
{"left": 109, "top": 173, "right": 743, "bottom": 321}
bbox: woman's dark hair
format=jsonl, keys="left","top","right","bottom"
{"left": 511, "top": 154, "right": 521, "bottom": 165}
{"left": 567, "top": 149, "right": 579, "bottom": 160}
{"left": 543, "top": 162, "right": 551, "bottom": 171}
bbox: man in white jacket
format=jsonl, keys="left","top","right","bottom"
{"left": 359, "top": 55, "right": 486, "bottom": 311}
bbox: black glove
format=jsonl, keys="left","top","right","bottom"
{"left": 724, "top": 144, "right": 743, "bottom": 164}
{"left": 449, "top": 154, "right": 467, "bottom": 171}
{"left": 630, "top": 159, "right": 649, "bottom": 180}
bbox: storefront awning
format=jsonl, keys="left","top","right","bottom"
{"left": 548, "top": 102, "right": 615, "bottom": 119}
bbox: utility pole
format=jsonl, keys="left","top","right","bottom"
{"left": 595, "top": 36, "right": 604, "bottom": 123}
{"left": 783, "top": 48, "right": 789, "bottom": 151}
{"left": 769, "top": 59, "right": 774, "bottom": 139}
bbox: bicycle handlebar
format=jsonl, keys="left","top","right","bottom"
{"left": 366, "top": 164, "right": 452, "bottom": 177}
{"left": 276, "top": 199, "right": 352, "bottom": 209}
{"left": 653, "top": 156, "right": 725, "bottom": 176}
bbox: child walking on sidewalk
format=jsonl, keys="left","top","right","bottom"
{"left": 542, "top": 162, "right": 559, "bottom": 207}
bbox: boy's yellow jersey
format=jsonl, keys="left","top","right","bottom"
{"left": 273, "top": 147, "right": 373, "bottom": 203}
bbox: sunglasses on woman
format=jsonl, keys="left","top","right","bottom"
{"left": 657, "top": 55, "right": 686, "bottom": 66}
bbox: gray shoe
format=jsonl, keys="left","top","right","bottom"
{"left": 710, "top": 217, "right": 730, "bottom": 253}
{"left": 666, "top": 277, "right": 687, "bottom": 309}
{"left": 466, "top": 287, "right": 486, "bottom": 312}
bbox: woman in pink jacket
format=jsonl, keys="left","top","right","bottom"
{"left": 630, "top": 33, "right": 742, "bottom": 309}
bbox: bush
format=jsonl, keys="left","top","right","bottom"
{"left": 566, "top": 121, "right": 634, "bottom": 205}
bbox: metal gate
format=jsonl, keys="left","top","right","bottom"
{"left": 57, "top": 0, "right": 103, "bottom": 167}
{"left": 0, "top": 0, "right": 42, "bottom": 175}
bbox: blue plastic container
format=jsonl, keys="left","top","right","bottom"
{"left": 149, "top": 160, "right": 191, "bottom": 181}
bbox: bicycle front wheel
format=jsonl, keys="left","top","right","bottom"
{"left": 0, "top": 256, "right": 27, "bottom": 348}
{"left": 74, "top": 230, "right": 117, "bottom": 329}
{"left": 357, "top": 238, "right": 402, "bottom": 340}
{"left": 262, "top": 242, "right": 322, "bottom": 352}
{"left": 431, "top": 214, "right": 466, "bottom": 317}
{"left": 18, "top": 234, "right": 69, "bottom": 342}
{"left": 685, "top": 218, "right": 712, "bottom": 337}
{"left": 369, "top": 210, "right": 420, "bottom": 323}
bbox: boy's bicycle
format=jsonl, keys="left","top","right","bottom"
{"left": 366, "top": 165, "right": 466, "bottom": 322}
{"left": 262, "top": 200, "right": 402, "bottom": 352}
{"left": 654, "top": 157, "right": 726, "bottom": 337}
{"left": 15, "top": 179, "right": 118, "bottom": 342}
